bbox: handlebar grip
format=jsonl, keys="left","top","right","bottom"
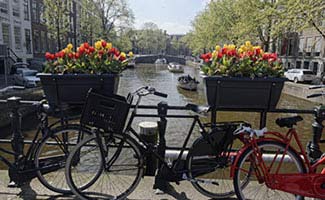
{"left": 154, "top": 91, "right": 168, "bottom": 98}
{"left": 307, "top": 93, "right": 322, "bottom": 98}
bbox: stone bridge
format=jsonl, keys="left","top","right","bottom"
{"left": 134, "top": 54, "right": 186, "bottom": 65}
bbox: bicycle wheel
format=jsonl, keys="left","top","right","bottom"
{"left": 233, "top": 141, "right": 306, "bottom": 200}
{"left": 186, "top": 150, "right": 238, "bottom": 198}
{"left": 66, "top": 133, "right": 144, "bottom": 200}
{"left": 35, "top": 124, "right": 92, "bottom": 194}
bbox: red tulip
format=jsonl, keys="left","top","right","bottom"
{"left": 83, "top": 42, "right": 90, "bottom": 49}
{"left": 58, "top": 51, "right": 65, "bottom": 58}
{"left": 119, "top": 55, "right": 126, "bottom": 61}
{"left": 98, "top": 50, "right": 104, "bottom": 56}
{"left": 74, "top": 52, "right": 80, "bottom": 59}
{"left": 89, "top": 46, "right": 95, "bottom": 53}
{"left": 78, "top": 46, "right": 85, "bottom": 55}
{"left": 101, "top": 41, "right": 107, "bottom": 48}
{"left": 68, "top": 53, "right": 74, "bottom": 59}
{"left": 45, "top": 52, "right": 52, "bottom": 60}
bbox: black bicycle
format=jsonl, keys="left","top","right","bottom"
{"left": 0, "top": 86, "right": 92, "bottom": 194}
{"left": 64, "top": 86, "right": 249, "bottom": 199}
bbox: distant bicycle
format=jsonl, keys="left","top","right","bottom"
{"left": 65, "top": 86, "right": 251, "bottom": 199}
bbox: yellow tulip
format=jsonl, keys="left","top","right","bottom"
{"left": 95, "top": 41, "right": 102, "bottom": 50}
{"left": 215, "top": 45, "right": 221, "bottom": 51}
{"left": 212, "top": 50, "right": 217, "bottom": 58}
{"left": 67, "top": 43, "right": 73, "bottom": 50}
{"left": 128, "top": 51, "right": 134, "bottom": 57}
{"left": 120, "top": 52, "right": 126, "bottom": 58}
{"left": 238, "top": 48, "right": 244, "bottom": 54}
{"left": 105, "top": 42, "right": 112, "bottom": 50}
{"left": 245, "top": 41, "right": 251, "bottom": 47}
{"left": 63, "top": 48, "right": 70, "bottom": 54}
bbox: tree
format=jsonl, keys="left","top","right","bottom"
{"left": 43, "top": 0, "right": 71, "bottom": 50}
{"left": 94, "top": 0, "right": 134, "bottom": 40}
{"left": 79, "top": 0, "right": 102, "bottom": 45}
{"left": 135, "top": 22, "right": 168, "bottom": 54}
{"left": 273, "top": 0, "right": 325, "bottom": 39}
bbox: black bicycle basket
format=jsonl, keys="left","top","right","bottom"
{"left": 80, "top": 89, "right": 131, "bottom": 133}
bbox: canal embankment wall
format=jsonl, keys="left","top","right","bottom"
{"left": 282, "top": 82, "right": 324, "bottom": 105}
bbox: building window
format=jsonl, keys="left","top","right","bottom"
{"left": 306, "top": 37, "right": 313, "bottom": 56}
{"left": 314, "top": 36, "right": 322, "bottom": 57}
{"left": 304, "top": 61, "right": 310, "bottom": 69}
{"left": 24, "top": 0, "right": 29, "bottom": 20}
{"left": 33, "top": 30, "right": 40, "bottom": 53}
{"left": 40, "top": 31, "right": 47, "bottom": 53}
{"left": 12, "top": 0, "right": 20, "bottom": 18}
{"left": 296, "top": 61, "right": 301, "bottom": 69}
{"left": 288, "top": 38, "right": 295, "bottom": 56}
{"left": 298, "top": 37, "right": 304, "bottom": 56}
{"left": 0, "top": 0, "right": 8, "bottom": 14}
{"left": 14, "top": 27, "right": 22, "bottom": 50}
{"left": 32, "top": 0, "right": 37, "bottom": 22}
{"left": 2, "top": 23, "right": 10, "bottom": 46}
{"left": 25, "top": 29, "right": 32, "bottom": 54}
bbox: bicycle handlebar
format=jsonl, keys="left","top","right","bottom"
{"left": 153, "top": 91, "right": 168, "bottom": 98}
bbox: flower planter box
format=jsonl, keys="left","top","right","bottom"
{"left": 204, "top": 76, "right": 287, "bottom": 110}
{"left": 38, "top": 73, "right": 119, "bottom": 107}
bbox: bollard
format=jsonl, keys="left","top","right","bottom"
{"left": 139, "top": 121, "right": 158, "bottom": 176}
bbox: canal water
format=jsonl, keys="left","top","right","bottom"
{"left": 0, "top": 64, "right": 322, "bottom": 169}
{"left": 118, "top": 64, "right": 318, "bottom": 148}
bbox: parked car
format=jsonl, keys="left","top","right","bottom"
{"left": 13, "top": 68, "right": 40, "bottom": 88}
{"left": 284, "top": 69, "right": 316, "bottom": 83}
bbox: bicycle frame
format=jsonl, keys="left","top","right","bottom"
{"left": 231, "top": 128, "right": 325, "bottom": 199}
{"left": 126, "top": 105, "right": 208, "bottom": 175}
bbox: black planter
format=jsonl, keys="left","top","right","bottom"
{"left": 38, "top": 73, "right": 119, "bottom": 107}
{"left": 204, "top": 76, "right": 287, "bottom": 110}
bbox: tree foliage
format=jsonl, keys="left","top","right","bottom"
{"left": 187, "top": 0, "right": 325, "bottom": 55}
{"left": 43, "top": 0, "right": 71, "bottom": 50}
{"left": 95, "top": 0, "right": 134, "bottom": 39}
{"left": 133, "top": 22, "right": 168, "bottom": 54}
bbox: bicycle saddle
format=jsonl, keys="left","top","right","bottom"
{"left": 275, "top": 116, "right": 303, "bottom": 128}
{"left": 185, "top": 103, "right": 210, "bottom": 114}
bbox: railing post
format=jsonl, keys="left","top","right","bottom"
{"left": 7, "top": 97, "right": 24, "bottom": 163}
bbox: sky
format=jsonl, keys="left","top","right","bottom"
{"left": 127, "top": 0, "right": 209, "bottom": 35}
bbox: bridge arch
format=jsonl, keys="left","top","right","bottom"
{"left": 134, "top": 54, "right": 186, "bottom": 65}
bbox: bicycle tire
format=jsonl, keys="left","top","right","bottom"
{"left": 186, "top": 149, "right": 239, "bottom": 198}
{"left": 35, "top": 124, "right": 92, "bottom": 194}
{"left": 233, "top": 140, "right": 306, "bottom": 200}
{"left": 66, "top": 133, "right": 144, "bottom": 200}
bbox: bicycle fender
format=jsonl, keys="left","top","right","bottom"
{"left": 230, "top": 137, "right": 289, "bottom": 177}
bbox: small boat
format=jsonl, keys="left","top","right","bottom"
{"left": 177, "top": 75, "right": 199, "bottom": 91}
{"left": 168, "top": 63, "right": 184, "bottom": 73}
{"left": 127, "top": 59, "right": 135, "bottom": 68}
{"left": 155, "top": 58, "right": 167, "bottom": 64}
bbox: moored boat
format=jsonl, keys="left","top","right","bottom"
{"left": 168, "top": 63, "right": 184, "bottom": 73}
{"left": 155, "top": 58, "right": 167, "bottom": 64}
{"left": 177, "top": 75, "right": 199, "bottom": 91}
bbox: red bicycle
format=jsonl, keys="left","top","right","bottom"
{"left": 231, "top": 98, "right": 325, "bottom": 200}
